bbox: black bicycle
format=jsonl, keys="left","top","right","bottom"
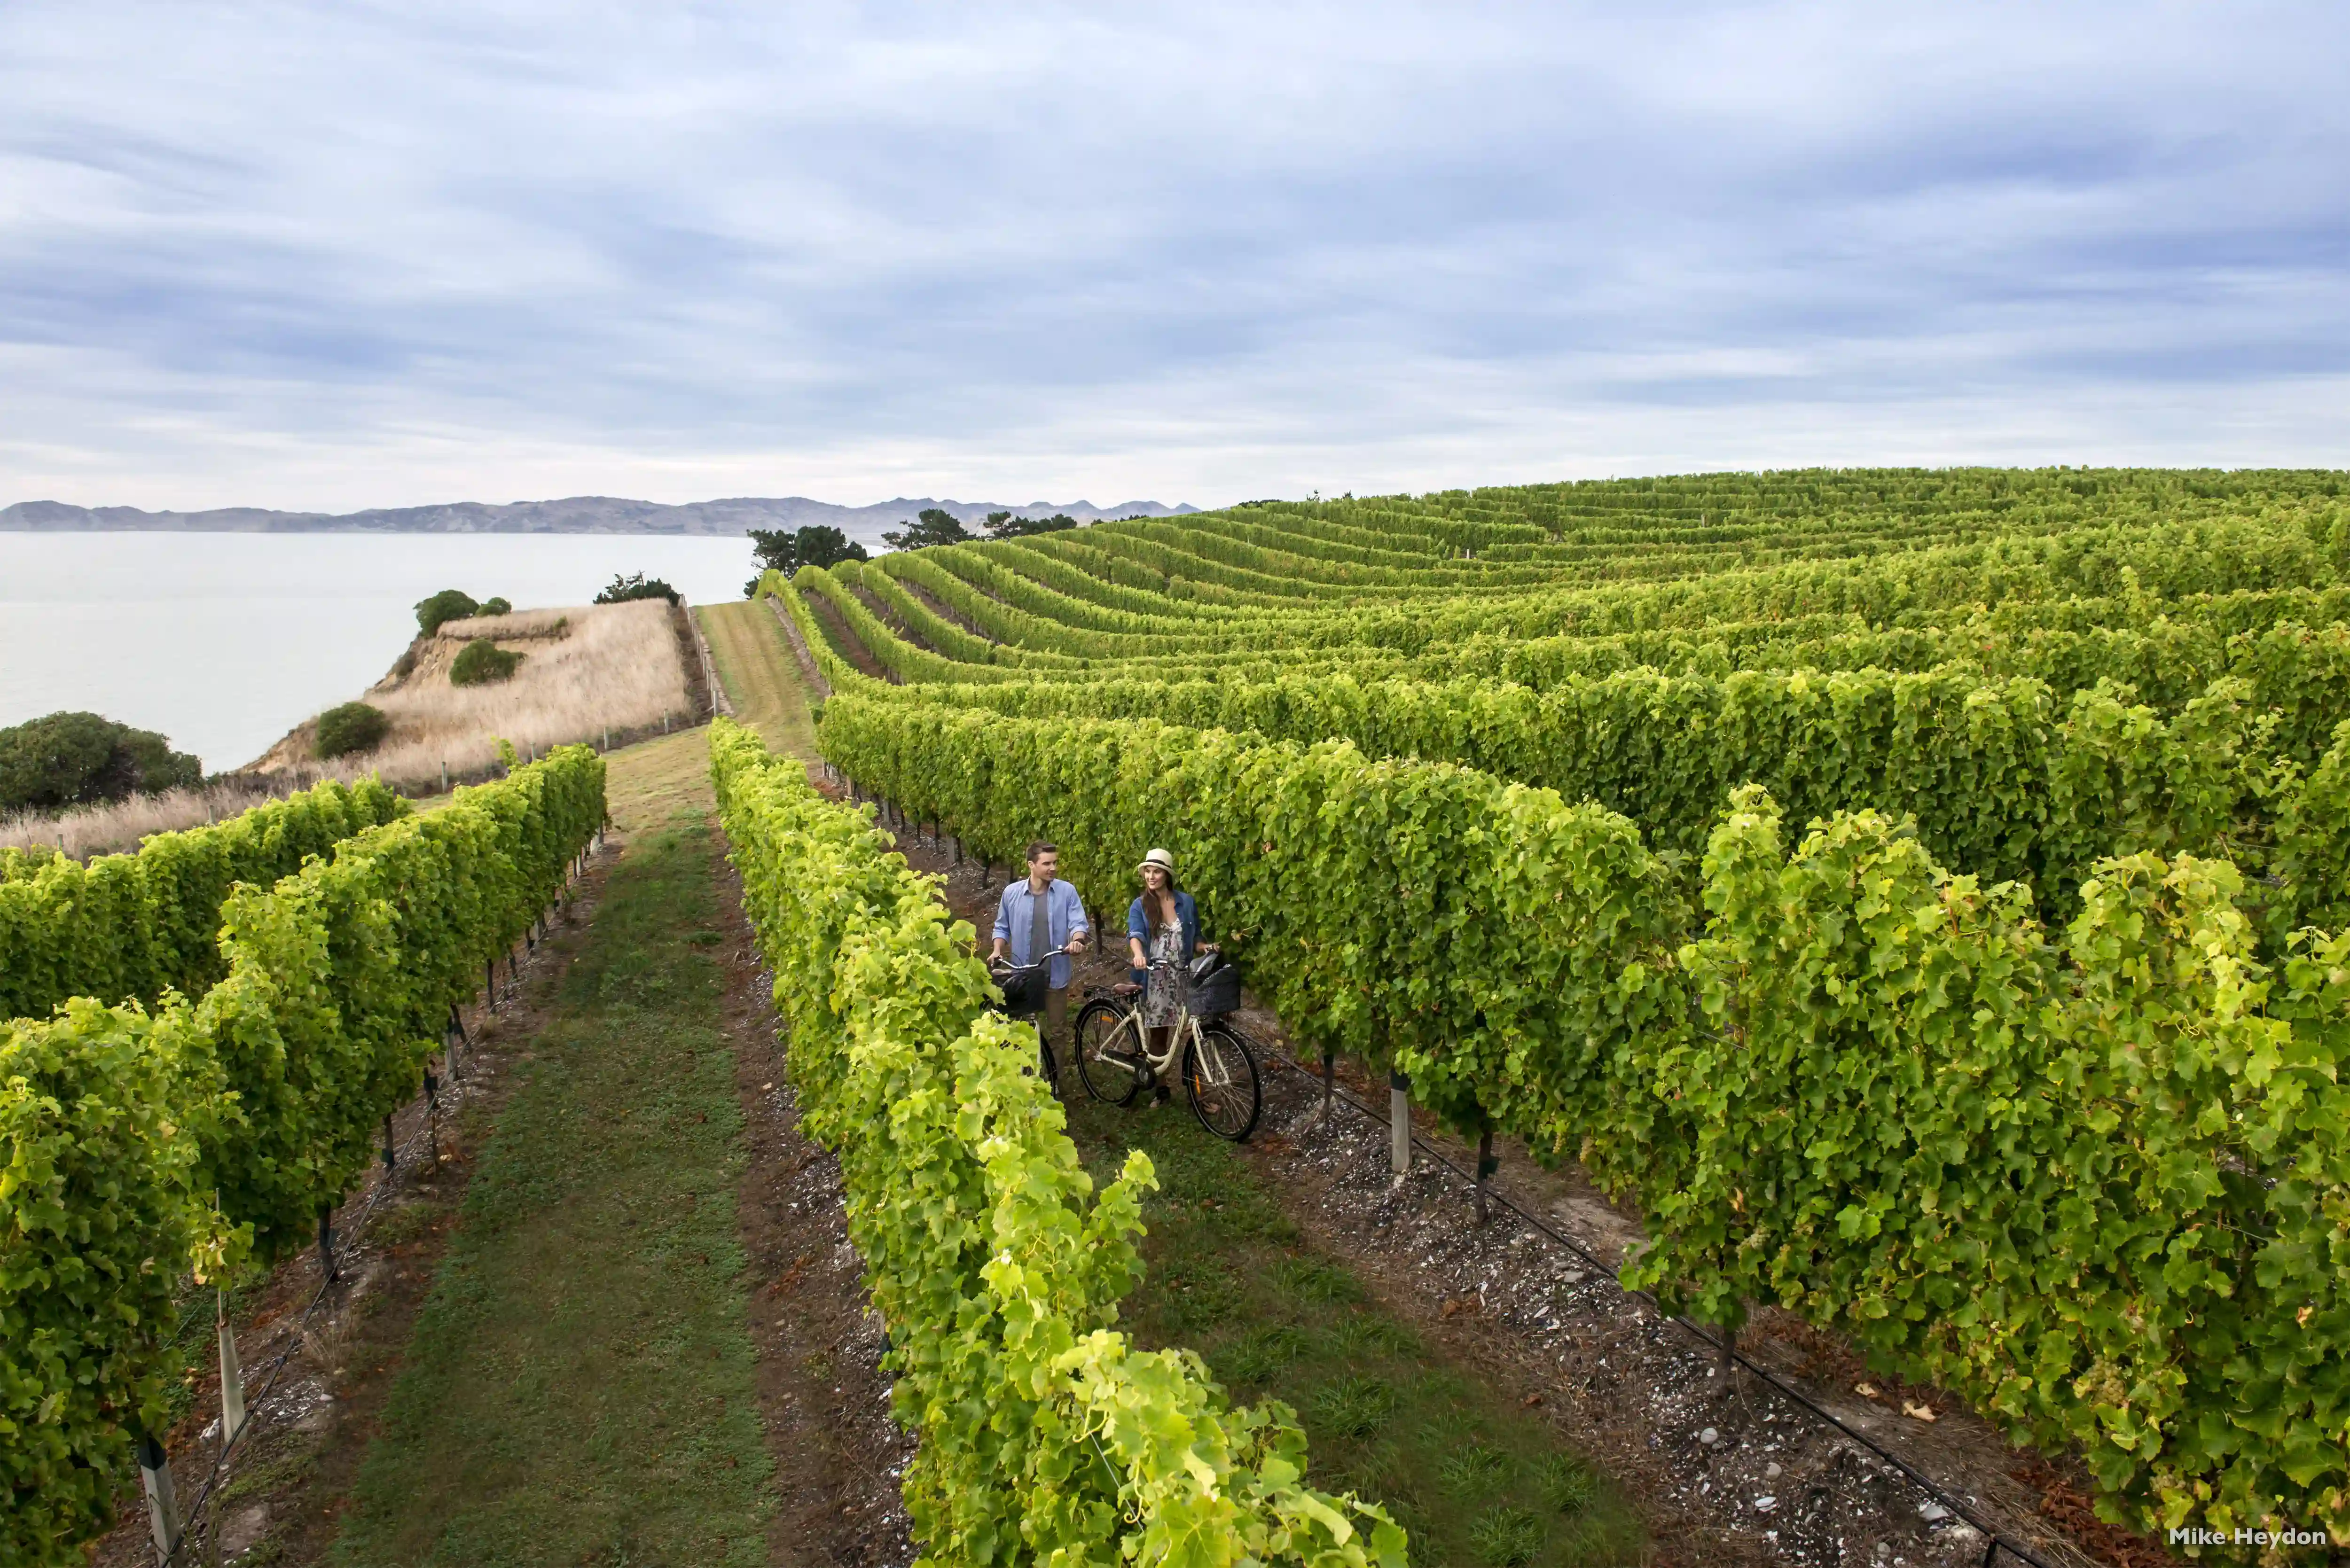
{"left": 987, "top": 946, "right": 1077, "bottom": 1096}
{"left": 1071, "top": 954, "right": 1261, "bottom": 1141}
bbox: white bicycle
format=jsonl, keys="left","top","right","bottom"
{"left": 1071, "top": 958, "right": 1262, "bottom": 1141}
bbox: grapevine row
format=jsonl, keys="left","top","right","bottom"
{"left": 1, "top": 748, "right": 605, "bottom": 1565}
{"left": 0, "top": 777, "right": 412, "bottom": 1022}
{"left": 708, "top": 720, "right": 1403, "bottom": 1565}
{"left": 814, "top": 693, "right": 2350, "bottom": 1546}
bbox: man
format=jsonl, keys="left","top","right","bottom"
{"left": 989, "top": 841, "right": 1090, "bottom": 1061}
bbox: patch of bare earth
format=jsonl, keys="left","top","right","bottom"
{"left": 674, "top": 601, "right": 716, "bottom": 720}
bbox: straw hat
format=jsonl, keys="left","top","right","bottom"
{"left": 1137, "top": 847, "right": 1176, "bottom": 875}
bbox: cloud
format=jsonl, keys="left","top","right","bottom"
{"left": 0, "top": 0, "right": 2344, "bottom": 511}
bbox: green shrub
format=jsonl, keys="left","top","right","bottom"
{"left": 313, "top": 702, "right": 389, "bottom": 759}
{"left": 450, "top": 639, "right": 523, "bottom": 686}
{"left": 414, "top": 588, "right": 480, "bottom": 636}
{"left": 593, "top": 572, "right": 681, "bottom": 606}
{"left": 479, "top": 596, "right": 511, "bottom": 617}
{"left": 0, "top": 711, "right": 202, "bottom": 812}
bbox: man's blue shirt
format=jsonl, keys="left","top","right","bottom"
{"left": 992, "top": 878, "right": 1090, "bottom": 989}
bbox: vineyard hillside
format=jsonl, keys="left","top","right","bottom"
{"left": 769, "top": 467, "right": 2350, "bottom": 1552}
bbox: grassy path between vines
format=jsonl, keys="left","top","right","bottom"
{"left": 331, "top": 735, "right": 773, "bottom": 1566}
{"left": 1059, "top": 1090, "right": 1645, "bottom": 1567}
{"left": 700, "top": 594, "right": 1647, "bottom": 1563}
{"left": 698, "top": 601, "right": 820, "bottom": 763}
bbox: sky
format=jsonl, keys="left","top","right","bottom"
{"left": 1, "top": 1, "right": 2345, "bottom": 513}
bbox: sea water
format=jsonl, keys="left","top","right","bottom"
{"left": 0, "top": 531, "right": 764, "bottom": 772}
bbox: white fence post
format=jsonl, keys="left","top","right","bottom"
{"left": 138, "top": 1432, "right": 180, "bottom": 1558}
{"left": 217, "top": 1288, "right": 247, "bottom": 1451}
{"left": 1389, "top": 1069, "right": 1411, "bottom": 1176}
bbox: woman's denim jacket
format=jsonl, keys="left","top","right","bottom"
{"left": 1126, "top": 890, "right": 1198, "bottom": 987}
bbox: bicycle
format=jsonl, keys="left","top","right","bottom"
{"left": 1071, "top": 958, "right": 1262, "bottom": 1141}
{"left": 987, "top": 945, "right": 1079, "bottom": 1097}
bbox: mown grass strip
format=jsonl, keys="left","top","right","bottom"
{"left": 698, "top": 601, "right": 821, "bottom": 762}
{"left": 332, "top": 811, "right": 771, "bottom": 1567}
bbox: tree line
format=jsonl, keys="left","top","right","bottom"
{"left": 746, "top": 509, "right": 1100, "bottom": 593}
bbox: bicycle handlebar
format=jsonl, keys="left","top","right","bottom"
{"left": 988, "top": 943, "right": 1081, "bottom": 978}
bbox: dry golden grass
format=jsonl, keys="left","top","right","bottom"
{"left": 1, "top": 601, "right": 693, "bottom": 859}
{"left": 325, "top": 598, "right": 693, "bottom": 787}
{"left": 0, "top": 775, "right": 317, "bottom": 857}
{"left": 437, "top": 606, "right": 579, "bottom": 640}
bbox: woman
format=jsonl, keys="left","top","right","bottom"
{"left": 1126, "top": 847, "right": 1199, "bottom": 1065}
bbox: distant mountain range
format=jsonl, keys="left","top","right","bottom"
{"left": 0, "top": 493, "right": 1201, "bottom": 546}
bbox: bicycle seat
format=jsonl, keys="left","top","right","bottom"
{"left": 1112, "top": 981, "right": 1143, "bottom": 998}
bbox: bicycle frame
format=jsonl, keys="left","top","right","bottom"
{"left": 1089, "top": 985, "right": 1243, "bottom": 1092}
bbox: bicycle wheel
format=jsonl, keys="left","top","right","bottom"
{"left": 1035, "top": 1021, "right": 1062, "bottom": 1100}
{"left": 1075, "top": 999, "right": 1144, "bottom": 1107}
{"left": 1185, "top": 1022, "right": 1261, "bottom": 1142}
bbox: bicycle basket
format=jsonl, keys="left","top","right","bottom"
{"left": 995, "top": 963, "right": 1050, "bottom": 1019}
{"left": 1189, "top": 952, "right": 1242, "bottom": 1016}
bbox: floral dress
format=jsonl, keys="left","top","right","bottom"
{"left": 1142, "top": 919, "right": 1191, "bottom": 1027}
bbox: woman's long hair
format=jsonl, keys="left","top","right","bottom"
{"left": 1141, "top": 864, "right": 1182, "bottom": 941}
